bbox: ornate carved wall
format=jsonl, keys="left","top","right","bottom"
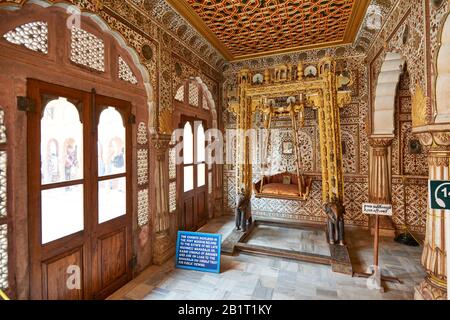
{"left": 222, "top": 0, "right": 436, "bottom": 233}
{"left": 365, "top": 0, "right": 447, "bottom": 235}
{"left": 391, "top": 71, "right": 428, "bottom": 234}
{"left": 222, "top": 48, "right": 371, "bottom": 228}
{"left": 96, "top": 0, "right": 223, "bottom": 134}
{"left": 369, "top": 1, "right": 429, "bottom": 125}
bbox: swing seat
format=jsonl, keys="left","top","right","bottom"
{"left": 253, "top": 172, "right": 313, "bottom": 201}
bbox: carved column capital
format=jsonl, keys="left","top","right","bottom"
{"left": 415, "top": 276, "right": 447, "bottom": 300}
{"left": 428, "top": 155, "right": 450, "bottom": 167}
{"left": 151, "top": 133, "right": 172, "bottom": 159}
{"left": 369, "top": 135, "right": 394, "bottom": 148}
{"left": 413, "top": 124, "right": 450, "bottom": 148}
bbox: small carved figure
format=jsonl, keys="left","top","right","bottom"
{"left": 235, "top": 188, "right": 252, "bottom": 232}
{"left": 324, "top": 200, "right": 346, "bottom": 246}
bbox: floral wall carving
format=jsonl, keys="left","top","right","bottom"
{"left": 364, "top": 0, "right": 441, "bottom": 234}
{"left": 368, "top": 0, "right": 431, "bottom": 128}
{"left": 389, "top": 71, "right": 429, "bottom": 233}
{"left": 429, "top": 0, "right": 449, "bottom": 111}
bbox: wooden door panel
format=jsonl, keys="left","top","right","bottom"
{"left": 183, "top": 198, "right": 194, "bottom": 231}
{"left": 92, "top": 95, "right": 132, "bottom": 299}
{"left": 28, "top": 80, "right": 90, "bottom": 300}
{"left": 42, "top": 248, "right": 84, "bottom": 300}
{"left": 196, "top": 191, "right": 207, "bottom": 228}
{"left": 41, "top": 233, "right": 85, "bottom": 259}
{"left": 179, "top": 117, "right": 210, "bottom": 232}
{"left": 28, "top": 80, "right": 133, "bottom": 300}
{"left": 98, "top": 228, "right": 127, "bottom": 289}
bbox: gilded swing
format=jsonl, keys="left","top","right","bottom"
{"left": 229, "top": 57, "right": 352, "bottom": 209}
{"left": 253, "top": 98, "right": 313, "bottom": 201}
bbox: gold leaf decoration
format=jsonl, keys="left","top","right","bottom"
{"left": 158, "top": 109, "right": 173, "bottom": 134}
{"left": 412, "top": 85, "right": 429, "bottom": 128}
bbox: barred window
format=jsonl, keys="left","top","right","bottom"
{"left": 175, "top": 86, "right": 184, "bottom": 102}
{"left": 3, "top": 21, "right": 48, "bottom": 54}
{"left": 188, "top": 82, "right": 199, "bottom": 107}
{"left": 70, "top": 27, "right": 105, "bottom": 72}
{"left": 169, "top": 133, "right": 177, "bottom": 213}
{"left": 118, "top": 56, "right": 138, "bottom": 85}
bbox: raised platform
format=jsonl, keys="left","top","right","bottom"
{"left": 221, "top": 218, "right": 353, "bottom": 276}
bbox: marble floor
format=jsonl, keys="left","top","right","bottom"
{"left": 108, "top": 216, "right": 425, "bottom": 300}
{"left": 246, "top": 224, "right": 330, "bottom": 256}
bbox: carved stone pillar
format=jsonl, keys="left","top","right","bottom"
{"left": 369, "top": 135, "right": 396, "bottom": 237}
{"left": 151, "top": 133, "right": 174, "bottom": 265}
{"left": 414, "top": 127, "right": 448, "bottom": 300}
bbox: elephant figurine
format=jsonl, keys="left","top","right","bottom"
{"left": 235, "top": 188, "right": 252, "bottom": 232}
{"left": 324, "top": 200, "right": 346, "bottom": 246}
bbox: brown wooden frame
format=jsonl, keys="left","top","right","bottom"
{"left": 27, "top": 79, "right": 132, "bottom": 300}
{"left": 178, "top": 115, "right": 209, "bottom": 231}
{"left": 92, "top": 94, "right": 133, "bottom": 299}
{"left": 173, "top": 79, "right": 213, "bottom": 231}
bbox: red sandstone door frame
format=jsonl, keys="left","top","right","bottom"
{"left": 27, "top": 79, "right": 132, "bottom": 300}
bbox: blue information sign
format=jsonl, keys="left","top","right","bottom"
{"left": 175, "top": 231, "right": 222, "bottom": 273}
{"left": 429, "top": 180, "right": 450, "bottom": 210}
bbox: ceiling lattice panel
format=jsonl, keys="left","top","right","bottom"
{"left": 168, "top": 0, "right": 369, "bottom": 60}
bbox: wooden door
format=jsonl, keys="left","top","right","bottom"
{"left": 91, "top": 94, "right": 132, "bottom": 299}
{"left": 179, "top": 117, "right": 208, "bottom": 231}
{"left": 27, "top": 80, "right": 132, "bottom": 300}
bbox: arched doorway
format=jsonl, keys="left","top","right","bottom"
{"left": 372, "top": 52, "right": 406, "bottom": 136}
{"left": 170, "top": 78, "right": 217, "bottom": 231}
{"left": 369, "top": 52, "right": 406, "bottom": 236}
{"left": 0, "top": 1, "right": 152, "bottom": 299}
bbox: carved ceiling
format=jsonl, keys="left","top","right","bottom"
{"left": 166, "top": 0, "right": 371, "bottom": 61}
{"left": 0, "top": 0, "right": 396, "bottom": 66}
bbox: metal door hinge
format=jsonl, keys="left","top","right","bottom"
{"left": 17, "top": 96, "right": 35, "bottom": 112}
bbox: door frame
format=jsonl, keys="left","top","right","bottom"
{"left": 27, "top": 79, "right": 133, "bottom": 300}
{"left": 91, "top": 94, "right": 133, "bottom": 299}
{"left": 178, "top": 115, "right": 208, "bottom": 231}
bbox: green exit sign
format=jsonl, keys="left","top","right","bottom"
{"left": 429, "top": 180, "right": 450, "bottom": 210}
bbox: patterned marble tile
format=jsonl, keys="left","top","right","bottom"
{"left": 246, "top": 225, "right": 331, "bottom": 256}
{"left": 113, "top": 216, "right": 425, "bottom": 301}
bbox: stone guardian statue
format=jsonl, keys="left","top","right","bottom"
{"left": 235, "top": 188, "right": 252, "bottom": 232}
{"left": 324, "top": 200, "right": 346, "bottom": 246}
